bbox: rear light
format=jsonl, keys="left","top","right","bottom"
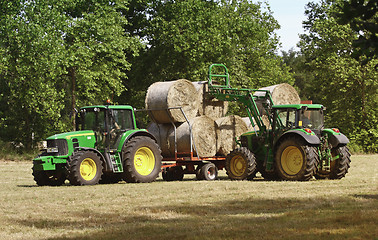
{"left": 304, "top": 128, "right": 312, "bottom": 133}
{"left": 333, "top": 128, "right": 340, "bottom": 133}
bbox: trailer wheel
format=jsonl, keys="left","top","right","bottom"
{"left": 67, "top": 151, "right": 103, "bottom": 185}
{"left": 315, "top": 145, "right": 351, "bottom": 179}
{"left": 199, "top": 163, "right": 218, "bottom": 181}
{"left": 275, "top": 137, "right": 318, "bottom": 181}
{"left": 32, "top": 168, "right": 66, "bottom": 186}
{"left": 195, "top": 164, "right": 204, "bottom": 180}
{"left": 162, "top": 166, "right": 184, "bottom": 181}
{"left": 122, "top": 136, "right": 162, "bottom": 183}
{"left": 225, "top": 147, "right": 257, "bottom": 180}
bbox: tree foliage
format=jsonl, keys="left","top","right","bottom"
{"left": 336, "top": 0, "right": 378, "bottom": 64}
{"left": 298, "top": 0, "right": 377, "bottom": 152}
{"left": 0, "top": 0, "right": 141, "bottom": 148}
{"left": 120, "top": 0, "right": 293, "bottom": 109}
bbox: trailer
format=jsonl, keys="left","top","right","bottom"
{"left": 138, "top": 107, "right": 226, "bottom": 181}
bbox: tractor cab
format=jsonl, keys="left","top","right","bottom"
{"left": 272, "top": 104, "right": 325, "bottom": 136}
{"left": 77, "top": 105, "right": 136, "bottom": 149}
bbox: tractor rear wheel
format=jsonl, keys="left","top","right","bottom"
{"left": 315, "top": 146, "right": 351, "bottom": 179}
{"left": 275, "top": 137, "right": 318, "bottom": 181}
{"left": 67, "top": 151, "right": 103, "bottom": 185}
{"left": 225, "top": 147, "right": 257, "bottom": 180}
{"left": 32, "top": 168, "right": 66, "bottom": 186}
{"left": 122, "top": 136, "right": 162, "bottom": 183}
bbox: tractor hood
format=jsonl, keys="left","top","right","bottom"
{"left": 47, "top": 130, "right": 95, "bottom": 141}
{"left": 46, "top": 130, "right": 97, "bottom": 153}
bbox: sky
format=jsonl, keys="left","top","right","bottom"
{"left": 267, "top": 0, "right": 320, "bottom": 53}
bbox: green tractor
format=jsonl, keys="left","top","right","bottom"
{"left": 32, "top": 104, "right": 162, "bottom": 186}
{"left": 208, "top": 64, "right": 351, "bottom": 181}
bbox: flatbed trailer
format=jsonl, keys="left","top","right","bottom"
{"left": 137, "top": 107, "right": 226, "bottom": 181}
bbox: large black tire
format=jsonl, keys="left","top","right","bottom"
{"left": 162, "top": 166, "right": 184, "bottom": 181}
{"left": 225, "top": 147, "right": 257, "bottom": 180}
{"left": 315, "top": 145, "right": 351, "bottom": 179}
{"left": 199, "top": 163, "right": 218, "bottom": 181}
{"left": 122, "top": 136, "right": 162, "bottom": 183}
{"left": 67, "top": 151, "right": 103, "bottom": 186}
{"left": 275, "top": 137, "right": 319, "bottom": 181}
{"left": 32, "top": 167, "right": 66, "bottom": 186}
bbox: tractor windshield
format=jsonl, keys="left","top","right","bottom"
{"left": 79, "top": 108, "right": 106, "bottom": 131}
{"left": 300, "top": 109, "right": 323, "bottom": 130}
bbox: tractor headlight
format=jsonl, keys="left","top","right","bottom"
{"left": 46, "top": 147, "right": 59, "bottom": 153}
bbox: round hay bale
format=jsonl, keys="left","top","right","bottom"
{"left": 192, "top": 81, "right": 228, "bottom": 120}
{"left": 174, "top": 116, "right": 218, "bottom": 157}
{"left": 242, "top": 116, "right": 271, "bottom": 131}
{"left": 216, "top": 115, "right": 249, "bottom": 156}
{"left": 145, "top": 79, "right": 199, "bottom": 123}
{"left": 253, "top": 83, "right": 300, "bottom": 115}
{"left": 147, "top": 122, "right": 175, "bottom": 157}
{"left": 242, "top": 117, "right": 259, "bottom": 131}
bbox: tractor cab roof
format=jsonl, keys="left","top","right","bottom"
{"left": 272, "top": 104, "right": 324, "bottom": 110}
{"left": 80, "top": 105, "right": 134, "bottom": 111}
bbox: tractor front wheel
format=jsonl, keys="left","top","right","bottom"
{"left": 275, "top": 137, "right": 318, "bottom": 181}
{"left": 67, "top": 151, "right": 103, "bottom": 185}
{"left": 315, "top": 146, "right": 351, "bottom": 179}
{"left": 225, "top": 147, "right": 257, "bottom": 180}
{"left": 122, "top": 136, "right": 162, "bottom": 183}
{"left": 32, "top": 168, "right": 66, "bottom": 186}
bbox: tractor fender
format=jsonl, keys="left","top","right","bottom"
{"left": 73, "top": 147, "right": 106, "bottom": 162}
{"left": 328, "top": 133, "right": 349, "bottom": 148}
{"left": 119, "top": 130, "right": 158, "bottom": 151}
{"left": 277, "top": 130, "right": 321, "bottom": 146}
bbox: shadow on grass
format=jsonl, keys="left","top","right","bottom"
{"left": 13, "top": 195, "right": 377, "bottom": 240}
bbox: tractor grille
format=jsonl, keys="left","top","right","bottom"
{"left": 47, "top": 139, "right": 68, "bottom": 156}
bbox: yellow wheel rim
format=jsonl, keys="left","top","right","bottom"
{"left": 281, "top": 146, "right": 303, "bottom": 175}
{"left": 80, "top": 158, "right": 97, "bottom": 181}
{"left": 230, "top": 155, "right": 247, "bottom": 177}
{"left": 134, "top": 147, "right": 155, "bottom": 176}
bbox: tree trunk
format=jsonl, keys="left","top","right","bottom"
{"left": 69, "top": 67, "right": 76, "bottom": 131}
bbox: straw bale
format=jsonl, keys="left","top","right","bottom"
{"left": 145, "top": 79, "right": 199, "bottom": 123}
{"left": 254, "top": 83, "right": 300, "bottom": 115}
{"left": 147, "top": 116, "right": 218, "bottom": 158}
{"left": 192, "top": 81, "right": 228, "bottom": 120}
{"left": 147, "top": 122, "right": 175, "bottom": 157}
{"left": 215, "top": 115, "right": 249, "bottom": 156}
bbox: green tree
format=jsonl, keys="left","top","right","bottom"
{"left": 120, "top": 0, "right": 293, "bottom": 109}
{"left": 299, "top": 0, "right": 377, "bottom": 152}
{"left": 0, "top": 0, "right": 142, "bottom": 148}
{"left": 336, "top": 0, "right": 378, "bottom": 64}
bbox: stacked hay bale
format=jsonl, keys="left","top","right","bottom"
{"left": 146, "top": 80, "right": 300, "bottom": 157}
{"left": 254, "top": 83, "right": 300, "bottom": 115}
{"left": 216, "top": 115, "right": 249, "bottom": 156}
{"left": 192, "top": 81, "right": 228, "bottom": 120}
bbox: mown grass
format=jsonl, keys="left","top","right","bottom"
{"left": 0, "top": 155, "right": 377, "bottom": 240}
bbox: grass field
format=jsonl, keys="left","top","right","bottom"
{"left": 0, "top": 155, "right": 377, "bottom": 240}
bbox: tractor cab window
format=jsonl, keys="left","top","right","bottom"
{"left": 275, "top": 108, "right": 297, "bottom": 129}
{"left": 300, "top": 109, "right": 323, "bottom": 130}
{"left": 109, "top": 109, "right": 134, "bottom": 131}
{"left": 79, "top": 108, "right": 105, "bottom": 131}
